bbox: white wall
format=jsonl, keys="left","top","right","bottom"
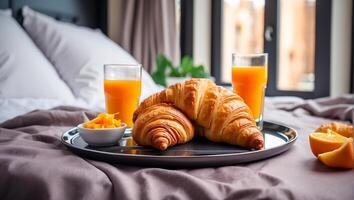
{"left": 193, "top": 0, "right": 211, "bottom": 72}
{"left": 330, "top": 0, "right": 352, "bottom": 96}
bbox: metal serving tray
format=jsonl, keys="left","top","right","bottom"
{"left": 62, "top": 121, "right": 297, "bottom": 168}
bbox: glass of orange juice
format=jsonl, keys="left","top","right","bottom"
{"left": 232, "top": 53, "right": 268, "bottom": 130}
{"left": 104, "top": 64, "right": 142, "bottom": 128}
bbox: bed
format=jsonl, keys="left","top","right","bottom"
{"left": 0, "top": 0, "right": 162, "bottom": 123}
{"left": 0, "top": 0, "right": 353, "bottom": 200}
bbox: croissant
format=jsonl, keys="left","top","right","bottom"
{"left": 316, "top": 122, "right": 353, "bottom": 138}
{"left": 132, "top": 103, "right": 194, "bottom": 150}
{"left": 133, "top": 78, "right": 264, "bottom": 150}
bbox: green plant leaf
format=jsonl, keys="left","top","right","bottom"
{"left": 152, "top": 54, "right": 173, "bottom": 86}
{"left": 190, "top": 65, "right": 209, "bottom": 78}
{"left": 180, "top": 56, "right": 193, "bottom": 75}
{"left": 169, "top": 67, "right": 184, "bottom": 77}
{"left": 152, "top": 71, "right": 167, "bottom": 86}
{"left": 155, "top": 54, "right": 172, "bottom": 73}
{"left": 151, "top": 53, "right": 210, "bottom": 85}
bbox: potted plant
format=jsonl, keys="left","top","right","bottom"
{"left": 152, "top": 54, "right": 210, "bottom": 87}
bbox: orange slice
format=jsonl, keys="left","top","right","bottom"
{"left": 309, "top": 130, "right": 347, "bottom": 157}
{"left": 318, "top": 138, "right": 354, "bottom": 169}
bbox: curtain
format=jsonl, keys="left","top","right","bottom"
{"left": 115, "top": 0, "right": 180, "bottom": 73}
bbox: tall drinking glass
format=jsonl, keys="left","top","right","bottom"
{"left": 104, "top": 64, "right": 142, "bottom": 128}
{"left": 232, "top": 53, "right": 268, "bottom": 130}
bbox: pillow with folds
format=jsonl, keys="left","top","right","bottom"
{"left": 22, "top": 6, "right": 161, "bottom": 107}
{"left": 0, "top": 9, "right": 75, "bottom": 102}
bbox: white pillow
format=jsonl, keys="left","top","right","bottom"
{"left": 22, "top": 6, "right": 161, "bottom": 107}
{"left": 0, "top": 9, "right": 11, "bottom": 16}
{"left": 0, "top": 10, "right": 75, "bottom": 101}
{"left": 0, "top": 97, "right": 89, "bottom": 123}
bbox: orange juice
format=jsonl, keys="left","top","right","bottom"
{"left": 232, "top": 66, "right": 267, "bottom": 119}
{"left": 104, "top": 80, "right": 141, "bottom": 127}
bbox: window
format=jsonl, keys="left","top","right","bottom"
{"left": 211, "top": 0, "right": 331, "bottom": 98}
{"left": 278, "top": 0, "right": 316, "bottom": 91}
{"left": 221, "top": 0, "right": 265, "bottom": 83}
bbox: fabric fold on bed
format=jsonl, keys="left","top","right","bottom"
{"left": 270, "top": 94, "right": 354, "bottom": 123}
{"left": 0, "top": 99, "right": 353, "bottom": 200}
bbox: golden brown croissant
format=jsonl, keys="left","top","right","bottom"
{"left": 316, "top": 122, "right": 353, "bottom": 138}
{"left": 132, "top": 103, "right": 194, "bottom": 150}
{"left": 133, "top": 78, "right": 264, "bottom": 150}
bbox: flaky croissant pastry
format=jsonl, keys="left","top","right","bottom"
{"left": 316, "top": 122, "right": 353, "bottom": 138}
{"left": 133, "top": 103, "right": 194, "bottom": 150}
{"left": 133, "top": 78, "right": 264, "bottom": 150}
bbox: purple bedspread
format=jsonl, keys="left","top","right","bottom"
{"left": 0, "top": 96, "right": 353, "bottom": 200}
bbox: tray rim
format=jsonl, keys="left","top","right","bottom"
{"left": 61, "top": 121, "right": 298, "bottom": 159}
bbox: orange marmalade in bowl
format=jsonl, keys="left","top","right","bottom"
{"left": 83, "top": 113, "right": 122, "bottom": 129}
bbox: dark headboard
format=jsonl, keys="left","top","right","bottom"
{"left": 0, "top": 0, "right": 107, "bottom": 34}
